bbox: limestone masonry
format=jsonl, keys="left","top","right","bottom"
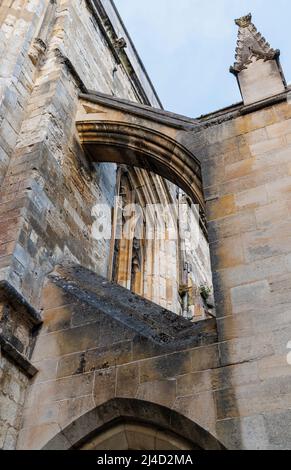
{"left": 0, "top": 0, "right": 291, "bottom": 450}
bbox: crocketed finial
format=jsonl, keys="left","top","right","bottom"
{"left": 235, "top": 13, "right": 252, "bottom": 28}
{"left": 230, "top": 13, "right": 279, "bottom": 75}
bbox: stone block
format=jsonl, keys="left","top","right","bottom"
{"left": 257, "top": 354, "right": 291, "bottom": 381}
{"left": 255, "top": 201, "right": 288, "bottom": 229}
{"left": 230, "top": 280, "right": 270, "bottom": 314}
{"left": 32, "top": 322, "right": 103, "bottom": 361}
{"left": 243, "top": 127, "right": 268, "bottom": 146}
{"left": 98, "top": 317, "right": 135, "bottom": 348}
{"left": 40, "top": 282, "right": 73, "bottom": 310}
{"left": 267, "top": 118, "right": 291, "bottom": 139}
{"left": 219, "top": 333, "right": 274, "bottom": 366}
{"left": 139, "top": 351, "right": 192, "bottom": 383}
{"left": 238, "top": 59, "right": 285, "bottom": 106}
{"left": 83, "top": 427, "right": 128, "bottom": 450}
{"left": 56, "top": 341, "right": 132, "bottom": 378}
{"left": 58, "top": 395, "right": 95, "bottom": 429}
{"left": 250, "top": 137, "right": 284, "bottom": 156}
{"left": 215, "top": 376, "right": 291, "bottom": 420}
{"left": 235, "top": 185, "right": 268, "bottom": 210}
{"left": 214, "top": 253, "right": 288, "bottom": 290}
{"left": 213, "top": 361, "right": 259, "bottom": 391}
{"left": 201, "top": 154, "right": 225, "bottom": 188}
{"left": 93, "top": 367, "right": 117, "bottom": 407}
{"left": 116, "top": 363, "right": 139, "bottom": 398}
{"left": 266, "top": 176, "right": 291, "bottom": 203}
{"left": 191, "top": 344, "right": 220, "bottom": 372}
{"left": 264, "top": 410, "right": 291, "bottom": 450}
{"left": 272, "top": 325, "right": 291, "bottom": 355}
{"left": 210, "top": 235, "right": 245, "bottom": 270}
{"left": 207, "top": 194, "right": 236, "bottom": 221}
{"left": 216, "top": 415, "right": 268, "bottom": 450}
{"left": 25, "top": 373, "right": 94, "bottom": 409}
{"left": 40, "top": 305, "right": 72, "bottom": 335}
{"left": 32, "top": 358, "right": 58, "bottom": 383}
{"left": 224, "top": 158, "right": 254, "bottom": 181}
{"left": 217, "top": 313, "right": 255, "bottom": 341}
{"left": 21, "top": 401, "right": 60, "bottom": 429}
{"left": 17, "top": 423, "right": 61, "bottom": 450}
{"left": 125, "top": 424, "right": 156, "bottom": 450}
{"left": 137, "top": 379, "right": 176, "bottom": 408}
{"left": 243, "top": 225, "right": 291, "bottom": 262}
{"left": 173, "top": 391, "right": 216, "bottom": 434}
{"left": 176, "top": 370, "right": 212, "bottom": 396}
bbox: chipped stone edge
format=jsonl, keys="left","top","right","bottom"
{"left": 0, "top": 335, "right": 38, "bottom": 378}
{"left": 54, "top": 48, "right": 88, "bottom": 94}
{"left": 0, "top": 281, "right": 42, "bottom": 327}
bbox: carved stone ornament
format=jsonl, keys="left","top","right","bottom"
{"left": 28, "top": 37, "right": 47, "bottom": 65}
{"left": 114, "top": 37, "right": 127, "bottom": 50}
{"left": 230, "top": 13, "right": 280, "bottom": 74}
{"left": 235, "top": 13, "right": 252, "bottom": 28}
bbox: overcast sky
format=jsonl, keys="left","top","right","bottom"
{"left": 114, "top": 0, "right": 291, "bottom": 117}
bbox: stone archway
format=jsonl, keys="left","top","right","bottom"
{"left": 76, "top": 91, "right": 204, "bottom": 210}
{"left": 75, "top": 91, "right": 213, "bottom": 318}
{"left": 78, "top": 421, "right": 195, "bottom": 450}
{"left": 42, "top": 398, "right": 225, "bottom": 450}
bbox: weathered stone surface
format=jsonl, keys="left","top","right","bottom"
{"left": 1, "top": 0, "right": 291, "bottom": 452}
{"left": 17, "top": 264, "right": 219, "bottom": 449}
{"left": 216, "top": 415, "right": 268, "bottom": 450}
{"left": 116, "top": 363, "right": 139, "bottom": 398}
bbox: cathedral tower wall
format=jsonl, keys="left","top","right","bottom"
{"left": 1, "top": 3, "right": 291, "bottom": 451}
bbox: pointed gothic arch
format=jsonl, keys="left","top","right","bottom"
{"left": 42, "top": 398, "right": 225, "bottom": 450}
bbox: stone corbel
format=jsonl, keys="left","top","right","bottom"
{"left": 28, "top": 37, "right": 47, "bottom": 66}
{"left": 0, "top": 281, "right": 42, "bottom": 377}
{"left": 28, "top": 0, "right": 57, "bottom": 66}
{"left": 113, "top": 37, "right": 127, "bottom": 51}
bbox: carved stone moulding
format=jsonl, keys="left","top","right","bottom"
{"left": 28, "top": 37, "right": 47, "bottom": 66}
{"left": 0, "top": 281, "right": 41, "bottom": 377}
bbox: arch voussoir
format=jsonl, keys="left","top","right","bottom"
{"left": 42, "top": 398, "right": 225, "bottom": 450}
{"left": 76, "top": 95, "right": 205, "bottom": 212}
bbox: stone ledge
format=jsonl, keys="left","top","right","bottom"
{"left": 0, "top": 334, "right": 38, "bottom": 378}
{"left": 79, "top": 91, "right": 199, "bottom": 130}
{"left": 0, "top": 280, "right": 42, "bottom": 326}
{"left": 197, "top": 88, "right": 290, "bottom": 125}
{"left": 47, "top": 263, "right": 217, "bottom": 351}
{"left": 240, "top": 90, "right": 288, "bottom": 115}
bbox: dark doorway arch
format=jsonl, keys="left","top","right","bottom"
{"left": 42, "top": 398, "right": 225, "bottom": 450}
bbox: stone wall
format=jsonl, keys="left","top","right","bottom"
{"left": 0, "top": 0, "right": 141, "bottom": 308}
{"left": 0, "top": 1, "right": 143, "bottom": 449}
{"left": 0, "top": 0, "right": 194, "bottom": 450}
{"left": 0, "top": 354, "right": 29, "bottom": 450}
{"left": 0, "top": 0, "right": 48, "bottom": 184}
{"left": 183, "top": 94, "right": 291, "bottom": 449}
{"left": 0, "top": 0, "right": 212, "bottom": 450}
{"left": 12, "top": 84, "right": 291, "bottom": 449}
{"left": 2, "top": 0, "right": 291, "bottom": 452}
{"left": 0, "top": 0, "right": 210, "bottom": 312}
{"left": 17, "top": 264, "right": 218, "bottom": 449}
